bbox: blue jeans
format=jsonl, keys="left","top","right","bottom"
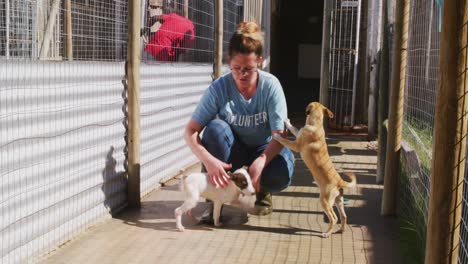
{"left": 201, "top": 119, "right": 295, "bottom": 193}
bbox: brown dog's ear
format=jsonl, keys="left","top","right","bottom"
{"left": 324, "top": 107, "right": 334, "bottom": 118}
{"left": 306, "top": 104, "right": 312, "bottom": 115}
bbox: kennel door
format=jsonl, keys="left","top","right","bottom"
{"left": 327, "top": 0, "right": 361, "bottom": 128}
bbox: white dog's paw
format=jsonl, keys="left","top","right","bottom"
{"left": 273, "top": 134, "right": 282, "bottom": 140}
{"left": 177, "top": 225, "right": 185, "bottom": 232}
{"left": 284, "top": 119, "right": 292, "bottom": 128}
{"left": 321, "top": 232, "right": 330, "bottom": 238}
{"left": 214, "top": 221, "right": 223, "bottom": 227}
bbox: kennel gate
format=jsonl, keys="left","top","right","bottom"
{"left": 327, "top": 0, "right": 362, "bottom": 128}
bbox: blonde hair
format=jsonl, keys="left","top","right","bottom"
{"left": 228, "top": 21, "right": 264, "bottom": 58}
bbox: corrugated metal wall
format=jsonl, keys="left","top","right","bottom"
{"left": 0, "top": 61, "right": 127, "bottom": 263}
{"left": 139, "top": 63, "right": 212, "bottom": 195}
{"left": 0, "top": 60, "right": 214, "bottom": 263}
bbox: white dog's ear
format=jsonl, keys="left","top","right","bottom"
{"left": 241, "top": 165, "right": 249, "bottom": 171}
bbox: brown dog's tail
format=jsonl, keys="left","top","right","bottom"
{"left": 338, "top": 172, "right": 357, "bottom": 188}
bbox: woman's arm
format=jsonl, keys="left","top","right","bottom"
{"left": 249, "top": 129, "right": 288, "bottom": 191}
{"left": 184, "top": 119, "right": 232, "bottom": 187}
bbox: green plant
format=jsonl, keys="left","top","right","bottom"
{"left": 402, "top": 120, "right": 432, "bottom": 174}
{"left": 398, "top": 158, "right": 427, "bottom": 264}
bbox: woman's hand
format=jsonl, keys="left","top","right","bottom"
{"left": 184, "top": 119, "right": 232, "bottom": 188}
{"left": 249, "top": 154, "right": 266, "bottom": 192}
{"left": 204, "top": 158, "right": 232, "bottom": 188}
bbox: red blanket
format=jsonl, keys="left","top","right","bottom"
{"left": 145, "top": 13, "right": 195, "bottom": 61}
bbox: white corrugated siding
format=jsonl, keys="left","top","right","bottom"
{"left": 0, "top": 60, "right": 127, "bottom": 263}
{"left": 139, "top": 63, "right": 212, "bottom": 195}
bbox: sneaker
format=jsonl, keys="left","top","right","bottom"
{"left": 198, "top": 199, "right": 214, "bottom": 225}
{"left": 199, "top": 206, "right": 215, "bottom": 225}
{"left": 254, "top": 192, "right": 273, "bottom": 216}
{"left": 198, "top": 200, "right": 225, "bottom": 225}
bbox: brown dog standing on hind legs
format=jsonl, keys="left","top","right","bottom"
{"left": 273, "top": 102, "right": 356, "bottom": 238}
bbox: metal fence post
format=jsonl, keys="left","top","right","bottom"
{"left": 381, "top": 0, "right": 409, "bottom": 216}
{"left": 376, "top": 0, "right": 389, "bottom": 183}
{"left": 213, "top": 0, "right": 223, "bottom": 80}
{"left": 367, "top": 0, "right": 384, "bottom": 140}
{"left": 425, "top": 1, "right": 468, "bottom": 263}
{"left": 319, "top": 0, "right": 331, "bottom": 109}
{"left": 127, "top": 0, "right": 141, "bottom": 208}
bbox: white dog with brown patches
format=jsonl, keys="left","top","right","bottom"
{"left": 273, "top": 102, "right": 356, "bottom": 238}
{"left": 175, "top": 167, "right": 255, "bottom": 231}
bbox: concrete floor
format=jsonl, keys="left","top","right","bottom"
{"left": 40, "top": 134, "right": 401, "bottom": 264}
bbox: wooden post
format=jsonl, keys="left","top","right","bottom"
{"left": 213, "top": 0, "right": 223, "bottom": 80}
{"left": 127, "top": 0, "right": 141, "bottom": 208}
{"left": 425, "top": 1, "right": 468, "bottom": 263}
{"left": 381, "top": 0, "right": 408, "bottom": 216}
{"left": 184, "top": 0, "right": 189, "bottom": 18}
{"left": 65, "top": 0, "right": 73, "bottom": 61}
{"left": 39, "top": 0, "right": 61, "bottom": 59}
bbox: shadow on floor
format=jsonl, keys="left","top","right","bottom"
{"left": 112, "top": 133, "right": 400, "bottom": 263}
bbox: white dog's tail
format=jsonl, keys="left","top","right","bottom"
{"left": 338, "top": 172, "right": 357, "bottom": 188}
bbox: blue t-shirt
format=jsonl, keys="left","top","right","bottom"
{"left": 192, "top": 70, "right": 287, "bottom": 147}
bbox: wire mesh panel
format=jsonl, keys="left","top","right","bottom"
{"left": 223, "top": 0, "right": 242, "bottom": 63}
{"left": 328, "top": 0, "right": 362, "bottom": 128}
{"left": 141, "top": 0, "right": 214, "bottom": 63}
{"left": 65, "top": 0, "right": 128, "bottom": 61}
{"left": 461, "top": 157, "right": 468, "bottom": 263}
{"left": 398, "top": 0, "right": 441, "bottom": 261}
{"left": 0, "top": 0, "right": 127, "bottom": 61}
{"left": 0, "top": 0, "right": 40, "bottom": 58}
